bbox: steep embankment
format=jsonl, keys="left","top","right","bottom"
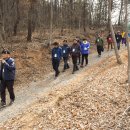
{"left": 0, "top": 48, "right": 129, "bottom": 130}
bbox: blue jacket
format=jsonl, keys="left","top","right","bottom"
{"left": 80, "top": 41, "right": 90, "bottom": 54}
{"left": 61, "top": 44, "right": 70, "bottom": 57}
{"left": 52, "top": 47, "right": 62, "bottom": 61}
{"left": 0, "top": 58, "right": 16, "bottom": 81}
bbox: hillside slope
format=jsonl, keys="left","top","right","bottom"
{"left": 0, "top": 49, "right": 130, "bottom": 130}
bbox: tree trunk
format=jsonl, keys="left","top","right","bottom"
{"left": 49, "top": 0, "right": 53, "bottom": 46}
{"left": 108, "top": 0, "right": 122, "bottom": 64}
{"left": 27, "top": 19, "right": 32, "bottom": 42}
{"left": 83, "top": 0, "right": 86, "bottom": 33}
{"left": 14, "top": 0, "right": 20, "bottom": 36}
{"left": 0, "top": 0, "right": 6, "bottom": 43}
{"left": 27, "top": 0, "right": 37, "bottom": 42}
{"left": 124, "top": 0, "right": 130, "bottom": 84}
{"left": 118, "top": 0, "right": 123, "bottom": 26}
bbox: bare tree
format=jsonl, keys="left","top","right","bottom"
{"left": 27, "top": 0, "right": 37, "bottom": 42}
{"left": 124, "top": 0, "right": 130, "bottom": 84}
{"left": 49, "top": 0, "right": 53, "bottom": 45}
{"left": 108, "top": 0, "right": 122, "bottom": 64}
{"left": 13, "top": 0, "right": 20, "bottom": 36}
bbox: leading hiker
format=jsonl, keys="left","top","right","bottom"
{"left": 0, "top": 49, "right": 16, "bottom": 107}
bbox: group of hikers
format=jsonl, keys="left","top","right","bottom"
{"left": 0, "top": 30, "right": 127, "bottom": 107}
{"left": 52, "top": 31, "right": 127, "bottom": 77}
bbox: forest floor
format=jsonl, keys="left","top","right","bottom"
{"left": 0, "top": 45, "right": 130, "bottom": 130}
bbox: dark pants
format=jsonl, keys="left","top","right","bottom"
{"left": 63, "top": 57, "right": 69, "bottom": 70}
{"left": 108, "top": 42, "right": 113, "bottom": 50}
{"left": 81, "top": 54, "right": 88, "bottom": 65}
{"left": 122, "top": 38, "right": 127, "bottom": 46}
{"left": 78, "top": 53, "right": 81, "bottom": 64}
{"left": 52, "top": 59, "right": 60, "bottom": 77}
{"left": 117, "top": 42, "right": 120, "bottom": 50}
{"left": 97, "top": 45, "right": 103, "bottom": 56}
{"left": 72, "top": 55, "right": 79, "bottom": 72}
{"left": 1, "top": 80, "right": 15, "bottom": 103}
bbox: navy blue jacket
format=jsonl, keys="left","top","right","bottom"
{"left": 0, "top": 58, "right": 16, "bottom": 81}
{"left": 115, "top": 34, "right": 122, "bottom": 43}
{"left": 61, "top": 44, "right": 70, "bottom": 57}
{"left": 52, "top": 47, "right": 62, "bottom": 61}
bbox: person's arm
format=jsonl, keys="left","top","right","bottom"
{"left": 70, "top": 46, "right": 72, "bottom": 55}
{"left": 52, "top": 49, "right": 54, "bottom": 59}
{"left": 59, "top": 47, "right": 63, "bottom": 60}
{"left": 95, "top": 39, "right": 97, "bottom": 45}
{"left": 3, "top": 59, "right": 15, "bottom": 71}
{"left": 102, "top": 39, "right": 104, "bottom": 46}
{"left": 87, "top": 42, "right": 90, "bottom": 49}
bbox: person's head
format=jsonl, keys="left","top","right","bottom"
{"left": 117, "top": 31, "right": 120, "bottom": 34}
{"left": 2, "top": 49, "right": 11, "bottom": 59}
{"left": 73, "top": 39, "right": 77, "bottom": 44}
{"left": 83, "top": 38, "right": 87, "bottom": 42}
{"left": 53, "top": 42, "right": 59, "bottom": 48}
{"left": 63, "top": 40, "right": 67, "bottom": 45}
{"left": 97, "top": 34, "right": 101, "bottom": 38}
{"left": 75, "top": 37, "right": 80, "bottom": 41}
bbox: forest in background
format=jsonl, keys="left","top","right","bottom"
{"left": 0, "top": 0, "right": 128, "bottom": 45}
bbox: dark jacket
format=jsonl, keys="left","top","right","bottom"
{"left": 115, "top": 34, "right": 122, "bottom": 43}
{"left": 61, "top": 44, "right": 70, "bottom": 58}
{"left": 0, "top": 58, "right": 16, "bottom": 81}
{"left": 95, "top": 37, "right": 104, "bottom": 46}
{"left": 70, "top": 43, "right": 80, "bottom": 57}
{"left": 52, "top": 47, "right": 62, "bottom": 61}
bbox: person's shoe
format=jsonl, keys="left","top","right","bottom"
{"left": 72, "top": 71, "right": 75, "bottom": 74}
{"left": 9, "top": 100, "right": 14, "bottom": 106}
{"left": 80, "top": 65, "right": 83, "bottom": 68}
{"left": 1, "top": 102, "right": 6, "bottom": 107}
{"left": 67, "top": 66, "right": 70, "bottom": 69}
{"left": 62, "top": 69, "right": 65, "bottom": 72}
{"left": 55, "top": 71, "right": 60, "bottom": 77}
{"left": 98, "top": 55, "right": 101, "bottom": 57}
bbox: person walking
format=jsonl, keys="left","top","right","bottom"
{"left": 107, "top": 33, "right": 113, "bottom": 51}
{"left": 52, "top": 42, "right": 62, "bottom": 77}
{"left": 115, "top": 31, "right": 122, "bottom": 50}
{"left": 95, "top": 34, "right": 104, "bottom": 57}
{"left": 61, "top": 40, "right": 70, "bottom": 72}
{"left": 0, "top": 49, "right": 16, "bottom": 107}
{"left": 70, "top": 39, "right": 80, "bottom": 74}
{"left": 80, "top": 38, "right": 90, "bottom": 67}
{"left": 77, "top": 38, "right": 82, "bottom": 65}
{"left": 121, "top": 31, "right": 127, "bottom": 46}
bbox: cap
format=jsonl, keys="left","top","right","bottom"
{"left": 2, "top": 49, "right": 10, "bottom": 54}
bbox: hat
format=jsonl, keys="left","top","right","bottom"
{"left": 2, "top": 49, "right": 10, "bottom": 54}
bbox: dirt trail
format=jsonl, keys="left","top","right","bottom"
{"left": 0, "top": 48, "right": 126, "bottom": 125}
